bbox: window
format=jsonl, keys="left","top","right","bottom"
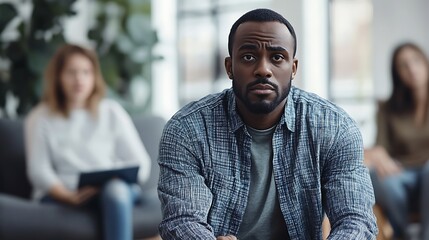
{"left": 329, "top": 0, "right": 375, "bottom": 146}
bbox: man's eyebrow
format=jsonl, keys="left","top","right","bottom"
{"left": 237, "top": 44, "right": 288, "bottom": 52}
{"left": 238, "top": 44, "right": 258, "bottom": 51}
{"left": 267, "top": 46, "right": 287, "bottom": 52}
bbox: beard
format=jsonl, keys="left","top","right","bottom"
{"left": 233, "top": 76, "right": 291, "bottom": 115}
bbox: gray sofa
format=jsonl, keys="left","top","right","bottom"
{"left": 0, "top": 115, "right": 165, "bottom": 240}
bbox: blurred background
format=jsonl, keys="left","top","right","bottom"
{"left": 1, "top": 0, "right": 428, "bottom": 147}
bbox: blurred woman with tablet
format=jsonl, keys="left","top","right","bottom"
{"left": 25, "top": 43, "right": 151, "bottom": 240}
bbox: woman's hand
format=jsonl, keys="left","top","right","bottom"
{"left": 49, "top": 184, "right": 99, "bottom": 206}
{"left": 68, "top": 186, "right": 99, "bottom": 205}
{"left": 364, "top": 146, "right": 402, "bottom": 178}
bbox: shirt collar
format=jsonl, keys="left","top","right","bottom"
{"left": 283, "top": 87, "right": 296, "bottom": 133}
{"left": 226, "top": 87, "right": 296, "bottom": 133}
{"left": 226, "top": 89, "right": 245, "bottom": 132}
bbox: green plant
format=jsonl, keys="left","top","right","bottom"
{"left": 0, "top": 0, "right": 77, "bottom": 117}
{"left": 88, "top": 0, "right": 160, "bottom": 114}
{"left": 0, "top": 0, "right": 159, "bottom": 117}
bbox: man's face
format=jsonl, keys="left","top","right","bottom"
{"left": 225, "top": 21, "right": 298, "bottom": 115}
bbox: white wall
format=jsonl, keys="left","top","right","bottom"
{"left": 151, "top": 0, "right": 179, "bottom": 120}
{"left": 271, "top": 0, "right": 303, "bottom": 87}
{"left": 373, "top": 0, "right": 429, "bottom": 101}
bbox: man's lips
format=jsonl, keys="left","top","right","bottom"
{"left": 248, "top": 83, "right": 275, "bottom": 94}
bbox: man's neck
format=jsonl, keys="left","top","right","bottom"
{"left": 236, "top": 100, "right": 286, "bottom": 130}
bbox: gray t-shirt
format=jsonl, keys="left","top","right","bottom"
{"left": 237, "top": 126, "right": 289, "bottom": 240}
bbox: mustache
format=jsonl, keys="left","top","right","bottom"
{"left": 246, "top": 78, "right": 278, "bottom": 90}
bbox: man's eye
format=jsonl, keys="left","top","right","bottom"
{"left": 272, "top": 54, "right": 284, "bottom": 62}
{"left": 242, "top": 55, "right": 255, "bottom": 61}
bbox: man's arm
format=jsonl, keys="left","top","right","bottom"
{"left": 322, "top": 121, "right": 378, "bottom": 239}
{"left": 158, "top": 118, "right": 216, "bottom": 240}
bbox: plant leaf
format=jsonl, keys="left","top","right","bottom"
{"left": 0, "top": 3, "right": 17, "bottom": 35}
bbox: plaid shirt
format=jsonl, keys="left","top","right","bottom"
{"left": 158, "top": 87, "right": 377, "bottom": 240}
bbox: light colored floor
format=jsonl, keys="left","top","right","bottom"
{"left": 142, "top": 235, "right": 162, "bottom": 240}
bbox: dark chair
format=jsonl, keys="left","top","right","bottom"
{"left": 0, "top": 115, "right": 165, "bottom": 240}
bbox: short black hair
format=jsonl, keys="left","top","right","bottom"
{"left": 228, "top": 8, "right": 297, "bottom": 57}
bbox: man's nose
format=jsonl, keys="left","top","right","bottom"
{"left": 253, "top": 58, "right": 273, "bottom": 78}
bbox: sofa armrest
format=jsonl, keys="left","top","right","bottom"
{"left": 0, "top": 119, "right": 32, "bottom": 199}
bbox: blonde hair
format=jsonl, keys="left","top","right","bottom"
{"left": 43, "top": 44, "right": 105, "bottom": 117}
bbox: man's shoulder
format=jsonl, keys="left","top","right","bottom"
{"left": 291, "top": 87, "right": 334, "bottom": 107}
{"left": 289, "top": 87, "right": 355, "bottom": 126}
{"left": 291, "top": 87, "right": 349, "bottom": 116}
{"left": 163, "top": 89, "right": 231, "bottom": 137}
{"left": 172, "top": 89, "right": 230, "bottom": 120}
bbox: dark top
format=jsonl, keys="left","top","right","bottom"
{"left": 376, "top": 102, "right": 429, "bottom": 167}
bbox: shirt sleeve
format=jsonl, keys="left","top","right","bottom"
{"left": 158, "top": 118, "right": 217, "bottom": 240}
{"left": 322, "top": 120, "right": 378, "bottom": 239}
{"left": 25, "top": 106, "right": 61, "bottom": 196}
{"left": 109, "top": 101, "right": 151, "bottom": 184}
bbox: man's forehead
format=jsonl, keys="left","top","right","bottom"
{"left": 237, "top": 21, "right": 290, "bottom": 34}
{"left": 233, "top": 21, "right": 294, "bottom": 49}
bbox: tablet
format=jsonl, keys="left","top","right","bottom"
{"left": 78, "top": 166, "right": 140, "bottom": 188}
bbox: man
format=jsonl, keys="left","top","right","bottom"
{"left": 158, "top": 8, "right": 377, "bottom": 240}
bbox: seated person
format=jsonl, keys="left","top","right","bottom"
{"left": 365, "top": 42, "right": 429, "bottom": 239}
{"left": 157, "top": 8, "right": 377, "bottom": 240}
{"left": 25, "top": 44, "right": 151, "bottom": 240}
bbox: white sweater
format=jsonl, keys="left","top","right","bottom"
{"left": 25, "top": 99, "right": 151, "bottom": 200}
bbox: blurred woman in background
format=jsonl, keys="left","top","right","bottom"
{"left": 365, "top": 42, "right": 429, "bottom": 239}
{"left": 25, "top": 44, "right": 151, "bottom": 240}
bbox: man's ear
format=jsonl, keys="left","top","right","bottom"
{"left": 291, "top": 58, "right": 298, "bottom": 79}
{"left": 225, "top": 57, "right": 233, "bottom": 79}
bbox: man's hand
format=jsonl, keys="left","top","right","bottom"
{"left": 216, "top": 235, "right": 237, "bottom": 240}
